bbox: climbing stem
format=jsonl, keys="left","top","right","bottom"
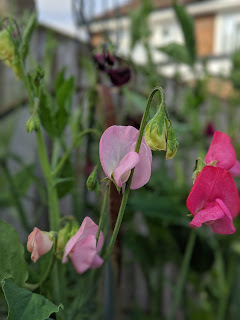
{"left": 96, "top": 183, "right": 109, "bottom": 243}
{"left": 36, "top": 130, "right": 60, "bottom": 230}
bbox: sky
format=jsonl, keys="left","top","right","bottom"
{"left": 36, "top": 0, "right": 129, "bottom": 24}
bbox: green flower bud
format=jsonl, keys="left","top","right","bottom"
{"left": 144, "top": 107, "right": 168, "bottom": 151}
{"left": 86, "top": 165, "right": 99, "bottom": 191}
{"left": 0, "top": 29, "right": 21, "bottom": 78}
{"left": 56, "top": 219, "right": 79, "bottom": 259}
{"left": 32, "top": 65, "right": 44, "bottom": 88}
{"left": 26, "top": 114, "right": 40, "bottom": 133}
{"left": 166, "top": 123, "right": 178, "bottom": 160}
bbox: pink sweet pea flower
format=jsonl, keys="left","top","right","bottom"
{"left": 27, "top": 227, "right": 54, "bottom": 263}
{"left": 62, "top": 217, "right": 104, "bottom": 274}
{"left": 187, "top": 166, "right": 239, "bottom": 234}
{"left": 99, "top": 125, "right": 152, "bottom": 189}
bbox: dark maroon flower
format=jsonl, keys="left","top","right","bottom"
{"left": 106, "top": 51, "right": 115, "bottom": 66}
{"left": 94, "top": 53, "right": 106, "bottom": 71}
{"left": 106, "top": 67, "right": 131, "bottom": 87}
{"left": 205, "top": 122, "right": 215, "bottom": 137}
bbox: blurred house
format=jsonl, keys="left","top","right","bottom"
{"left": 88, "top": 0, "right": 240, "bottom": 79}
{"left": 34, "top": 0, "right": 240, "bottom": 81}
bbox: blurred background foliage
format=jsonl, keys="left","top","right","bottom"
{"left": 0, "top": 0, "right": 240, "bottom": 319}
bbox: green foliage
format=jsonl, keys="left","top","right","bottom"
{"left": 173, "top": 1, "right": 196, "bottom": 64}
{"left": 122, "top": 88, "right": 147, "bottom": 115}
{"left": 1, "top": 278, "right": 62, "bottom": 320}
{"left": 230, "top": 51, "right": 240, "bottom": 89}
{"left": 20, "top": 12, "right": 37, "bottom": 61}
{"left": 0, "top": 220, "right": 28, "bottom": 287}
{"left": 56, "top": 158, "right": 74, "bottom": 198}
{"left": 80, "top": 57, "right": 97, "bottom": 86}
{"left": 130, "top": 0, "right": 153, "bottom": 48}
{"left": 0, "top": 165, "right": 35, "bottom": 208}
{"left": 39, "top": 69, "right": 75, "bottom": 137}
{"left": 158, "top": 43, "right": 192, "bottom": 65}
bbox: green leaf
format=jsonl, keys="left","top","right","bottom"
{"left": 55, "top": 76, "right": 75, "bottom": 135}
{"left": 173, "top": 1, "right": 196, "bottom": 64}
{"left": 56, "top": 158, "right": 74, "bottom": 198}
{"left": 20, "top": 12, "right": 37, "bottom": 60}
{"left": 54, "top": 68, "right": 66, "bottom": 91}
{"left": 122, "top": 88, "right": 146, "bottom": 115}
{"left": 38, "top": 90, "right": 56, "bottom": 137}
{"left": 1, "top": 278, "right": 63, "bottom": 320}
{"left": 0, "top": 220, "right": 28, "bottom": 286}
{"left": 0, "top": 164, "right": 35, "bottom": 208}
{"left": 158, "top": 42, "right": 192, "bottom": 65}
{"left": 130, "top": 0, "right": 153, "bottom": 48}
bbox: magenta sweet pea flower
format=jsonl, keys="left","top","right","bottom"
{"left": 99, "top": 125, "right": 152, "bottom": 189}
{"left": 229, "top": 160, "right": 240, "bottom": 177}
{"left": 62, "top": 217, "right": 104, "bottom": 274}
{"left": 205, "top": 131, "right": 237, "bottom": 169}
{"left": 187, "top": 166, "right": 239, "bottom": 234}
{"left": 27, "top": 227, "right": 54, "bottom": 263}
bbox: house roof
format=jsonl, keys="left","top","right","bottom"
{"left": 94, "top": 0, "right": 199, "bottom": 21}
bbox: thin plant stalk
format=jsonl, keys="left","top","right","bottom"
{"left": 167, "top": 230, "right": 196, "bottom": 320}
{"left": 96, "top": 183, "right": 109, "bottom": 243}
{"left": 218, "top": 254, "right": 236, "bottom": 320}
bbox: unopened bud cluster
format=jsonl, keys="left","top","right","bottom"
{"left": 144, "top": 99, "right": 178, "bottom": 159}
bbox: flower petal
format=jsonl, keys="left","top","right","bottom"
{"left": 189, "top": 199, "right": 235, "bottom": 234}
{"left": 229, "top": 160, "right": 240, "bottom": 177}
{"left": 131, "top": 139, "right": 152, "bottom": 189}
{"left": 99, "top": 126, "right": 139, "bottom": 180}
{"left": 113, "top": 151, "right": 140, "bottom": 188}
{"left": 70, "top": 234, "right": 98, "bottom": 274}
{"left": 62, "top": 217, "right": 103, "bottom": 263}
{"left": 91, "top": 254, "right": 104, "bottom": 269}
{"left": 190, "top": 201, "right": 225, "bottom": 227}
{"left": 205, "top": 131, "right": 236, "bottom": 170}
{"left": 187, "top": 166, "right": 239, "bottom": 219}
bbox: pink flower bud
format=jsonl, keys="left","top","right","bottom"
{"left": 62, "top": 217, "right": 104, "bottom": 274}
{"left": 27, "top": 227, "right": 54, "bottom": 263}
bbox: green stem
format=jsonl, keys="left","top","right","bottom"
{"left": 218, "top": 254, "right": 236, "bottom": 320}
{"left": 167, "top": 230, "right": 196, "bottom": 320}
{"left": 52, "top": 128, "right": 101, "bottom": 177}
{"left": 36, "top": 130, "right": 60, "bottom": 230}
{"left": 51, "top": 139, "right": 61, "bottom": 169}
{"left": 104, "top": 87, "right": 164, "bottom": 261}
{"left": 19, "top": 60, "right": 34, "bottom": 107}
{"left": 96, "top": 183, "right": 109, "bottom": 243}
{"left": 0, "top": 160, "right": 31, "bottom": 232}
{"left": 20, "top": 54, "right": 62, "bottom": 307}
